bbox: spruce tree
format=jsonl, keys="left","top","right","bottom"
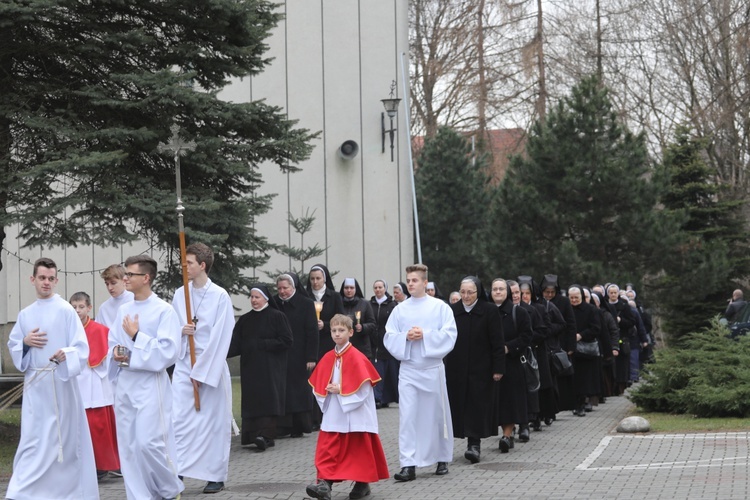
{"left": 653, "top": 126, "right": 750, "bottom": 340}
{"left": 488, "top": 75, "right": 674, "bottom": 286}
{"left": 415, "top": 126, "right": 493, "bottom": 292}
{"left": 0, "top": 0, "right": 315, "bottom": 296}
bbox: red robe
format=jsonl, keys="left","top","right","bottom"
{"left": 83, "top": 318, "right": 120, "bottom": 471}
{"left": 308, "top": 344, "right": 389, "bottom": 482}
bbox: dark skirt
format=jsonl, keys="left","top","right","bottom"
{"left": 373, "top": 359, "right": 399, "bottom": 405}
{"left": 573, "top": 354, "right": 601, "bottom": 397}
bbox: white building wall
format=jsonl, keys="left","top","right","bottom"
{"left": 1, "top": 0, "right": 413, "bottom": 330}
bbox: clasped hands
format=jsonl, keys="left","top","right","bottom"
{"left": 406, "top": 326, "right": 423, "bottom": 341}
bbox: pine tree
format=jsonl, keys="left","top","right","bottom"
{"left": 266, "top": 208, "right": 325, "bottom": 284}
{"left": 415, "top": 126, "right": 493, "bottom": 292}
{"left": 652, "top": 126, "right": 750, "bottom": 340}
{"left": 488, "top": 75, "right": 675, "bottom": 286}
{"left": 0, "top": 0, "right": 315, "bottom": 296}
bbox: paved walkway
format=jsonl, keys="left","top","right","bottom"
{"left": 4, "top": 394, "right": 749, "bottom": 499}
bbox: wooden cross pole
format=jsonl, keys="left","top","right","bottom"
{"left": 158, "top": 124, "right": 200, "bottom": 411}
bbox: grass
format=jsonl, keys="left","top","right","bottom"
{"left": 0, "top": 407, "right": 21, "bottom": 479}
{"left": 630, "top": 408, "right": 750, "bottom": 433}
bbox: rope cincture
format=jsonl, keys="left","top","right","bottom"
{"left": 0, "top": 361, "right": 64, "bottom": 461}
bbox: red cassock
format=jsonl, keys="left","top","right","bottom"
{"left": 83, "top": 318, "right": 120, "bottom": 471}
{"left": 309, "top": 344, "right": 390, "bottom": 482}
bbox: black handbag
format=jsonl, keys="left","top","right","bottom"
{"left": 550, "top": 349, "right": 574, "bottom": 376}
{"left": 575, "top": 339, "right": 601, "bottom": 358}
{"left": 521, "top": 347, "right": 540, "bottom": 392}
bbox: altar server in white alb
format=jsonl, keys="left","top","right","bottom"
{"left": 109, "top": 255, "right": 183, "bottom": 500}
{"left": 6, "top": 257, "right": 99, "bottom": 500}
{"left": 172, "top": 243, "right": 237, "bottom": 494}
{"left": 96, "top": 263, "right": 134, "bottom": 330}
{"left": 384, "top": 263, "right": 457, "bottom": 482}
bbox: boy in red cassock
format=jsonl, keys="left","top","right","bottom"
{"left": 306, "top": 314, "right": 389, "bottom": 500}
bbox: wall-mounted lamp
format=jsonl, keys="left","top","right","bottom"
{"left": 381, "top": 81, "right": 401, "bottom": 162}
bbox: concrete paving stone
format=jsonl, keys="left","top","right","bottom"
{"left": 1, "top": 392, "right": 749, "bottom": 498}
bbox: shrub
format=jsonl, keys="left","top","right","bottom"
{"left": 629, "top": 318, "right": 750, "bottom": 417}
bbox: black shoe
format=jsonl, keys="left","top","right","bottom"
{"left": 306, "top": 479, "right": 332, "bottom": 500}
{"left": 464, "top": 444, "right": 480, "bottom": 464}
{"left": 97, "top": 470, "right": 108, "bottom": 481}
{"left": 498, "top": 436, "right": 511, "bottom": 453}
{"left": 394, "top": 466, "right": 416, "bottom": 482}
{"left": 375, "top": 401, "right": 383, "bottom": 409}
{"left": 349, "top": 481, "right": 371, "bottom": 499}
{"left": 509, "top": 436, "right": 515, "bottom": 449}
{"left": 109, "top": 469, "right": 123, "bottom": 478}
{"left": 575, "top": 407, "right": 586, "bottom": 417}
{"left": 254, "top": 436, "right": 275, "bottom": 450}
{"left": 531, "top": 418, "right": 542, "bottom": 431}
{"left": 544, "top": 417, "right": 554, "bottom": 426}
{"left": 290, "top": 432, "right": 303, "bottom": 438}
{"left": 203, "top": 481, "right": 224, "bottom": 494}
{"left": 435, "top": 462, "right": 448, "bottom": 475}
{"left": 584, "top": 403, "right": 593, "bottom": 412}
{"left": 518, "top": 426, "right": 530, "bottom": 442}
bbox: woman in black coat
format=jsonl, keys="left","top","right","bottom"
{"left": 568, "top": 285, "right": 601, "bottom": 416}
{"left": 446, "top": 277, "right": 505, "bottom": 464}
{"left": 490, "top": 278, "right": 532, "bottom": 453}
{"left": 606, "top": 284, "right": 636, "bottom": 394}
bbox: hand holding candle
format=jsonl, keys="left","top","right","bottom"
{"left": 355, "top": 310, "right": 361, "bottom": 325}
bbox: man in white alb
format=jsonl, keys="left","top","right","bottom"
{"left": 109, "top": 255, "right": 183, "bottom": 500}
{"left": 172, "top": 243, "right": 237, "bottom": 494}
{"left": 6, "top": 257, "right": 98, "bottom": 499}
{"left": 384, "top": 263, "right": 457, "bottom": 481}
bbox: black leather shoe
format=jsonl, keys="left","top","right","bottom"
{"left": 203, "top": 481, "right": 224, "bottom": 494}
{"left": 435, "top": 462, "right": 448, "bottom": 475}
{"left": 584, "top": 402, "right": 593, "bottom": 412}
{"left": 531, "top": 418, "right": 542, "bottom": 431}
{"left": 254, "top": 436, "right": 267, "bottom": 451}
{"left": 349, "top": 481, "right": 371, "bottom": 499}
{"left": 394, "top": 466, "right": 416, "bottom": 482}
{"left": 544, "top": 417, "right": 554, "bottom": 426}
{"left": 464, "top": 444, "right": 480, "bottom": 464}
{"left": 306, "top": 480, "right": 332, "bottom": 500}
{"left": 498, "top": 436, "right": 511, "bottom": 453}
{"left": 518, "top": 426, "right": 530, "bottom": 442}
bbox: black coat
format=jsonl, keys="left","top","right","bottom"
{"left": 494, "top": 301, "right": 532, "bottom": 425}
{"left": 308, "top": 288, "right": 344, "bottom": 360}
{"left": 275, "top": 291, "right": 318, "bottom": 413}
{"left": 523, "top": 301, "right": 553, "bottom": 390}
{"left": 341, "top": 296, "right": 376, "bottom": 359}
{"left": 370, "top": 296, "right": 397, "bottom": 360}
{"left": 446, "top": 301, "right": 505, "bottom": 438}
{"left": 551, "top": 294, "right": 577, "bottom": 353}
{"left": 571, "top": 301, "right": 601, "bottom": 397}
{"left": 228, "top": 306, "right": 293, "bottom": 418}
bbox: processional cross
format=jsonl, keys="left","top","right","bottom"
{"left": 158, "top": 124, "right": 200, "bottom": 411}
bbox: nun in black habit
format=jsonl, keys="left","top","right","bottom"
{"left": 275, "top": 273, "right": 318, "bottom": 437}
{"left": 392, "top": 281, "right": 410, "bottom": 303}
{"left": 370, "top": 279, "right": 399, "bottom": 407}
{"left": 228, "top": 284, "right": 294, "bottom": 450}
{"left": 540, "top": 274, "right": 578, "bottom": 411}
{"left": 490, "top": 278, "right": 532, "bottom": 453}
{"left": 339, "top": 278, "right": 377, "bottom": 360}
{"left": 568, "top": 285, "right": 602, "bottom": 416}
{"left": 445, "top": 276, "right": 505, "bottom": 464}
{"left": 306, "top": 264, "right": 345, "bottom": 360}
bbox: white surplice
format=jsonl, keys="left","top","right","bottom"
{"left": 6, "top": 294, "right": 99, "bottom": 500}
{"left": 108, "top": 293, "right": 183, "bottom": 500}
{"left": 171, "top": 279, "right": 237, "bottom": 482}
{"left": 384, "top": 295, "right": 457, "bottom": 467}
{"left": 96, "top": 290, "right": 134, "bottom": 330}
{"left": 315, "top": 343, "right": 378, "bottom": 434}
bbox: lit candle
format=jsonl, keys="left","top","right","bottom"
{"left": 314, "top": 301, "right": 323, "bottom": 321}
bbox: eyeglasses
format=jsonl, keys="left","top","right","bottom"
{"left": 124, "top": 272, "right": 147, "bottom": 278}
